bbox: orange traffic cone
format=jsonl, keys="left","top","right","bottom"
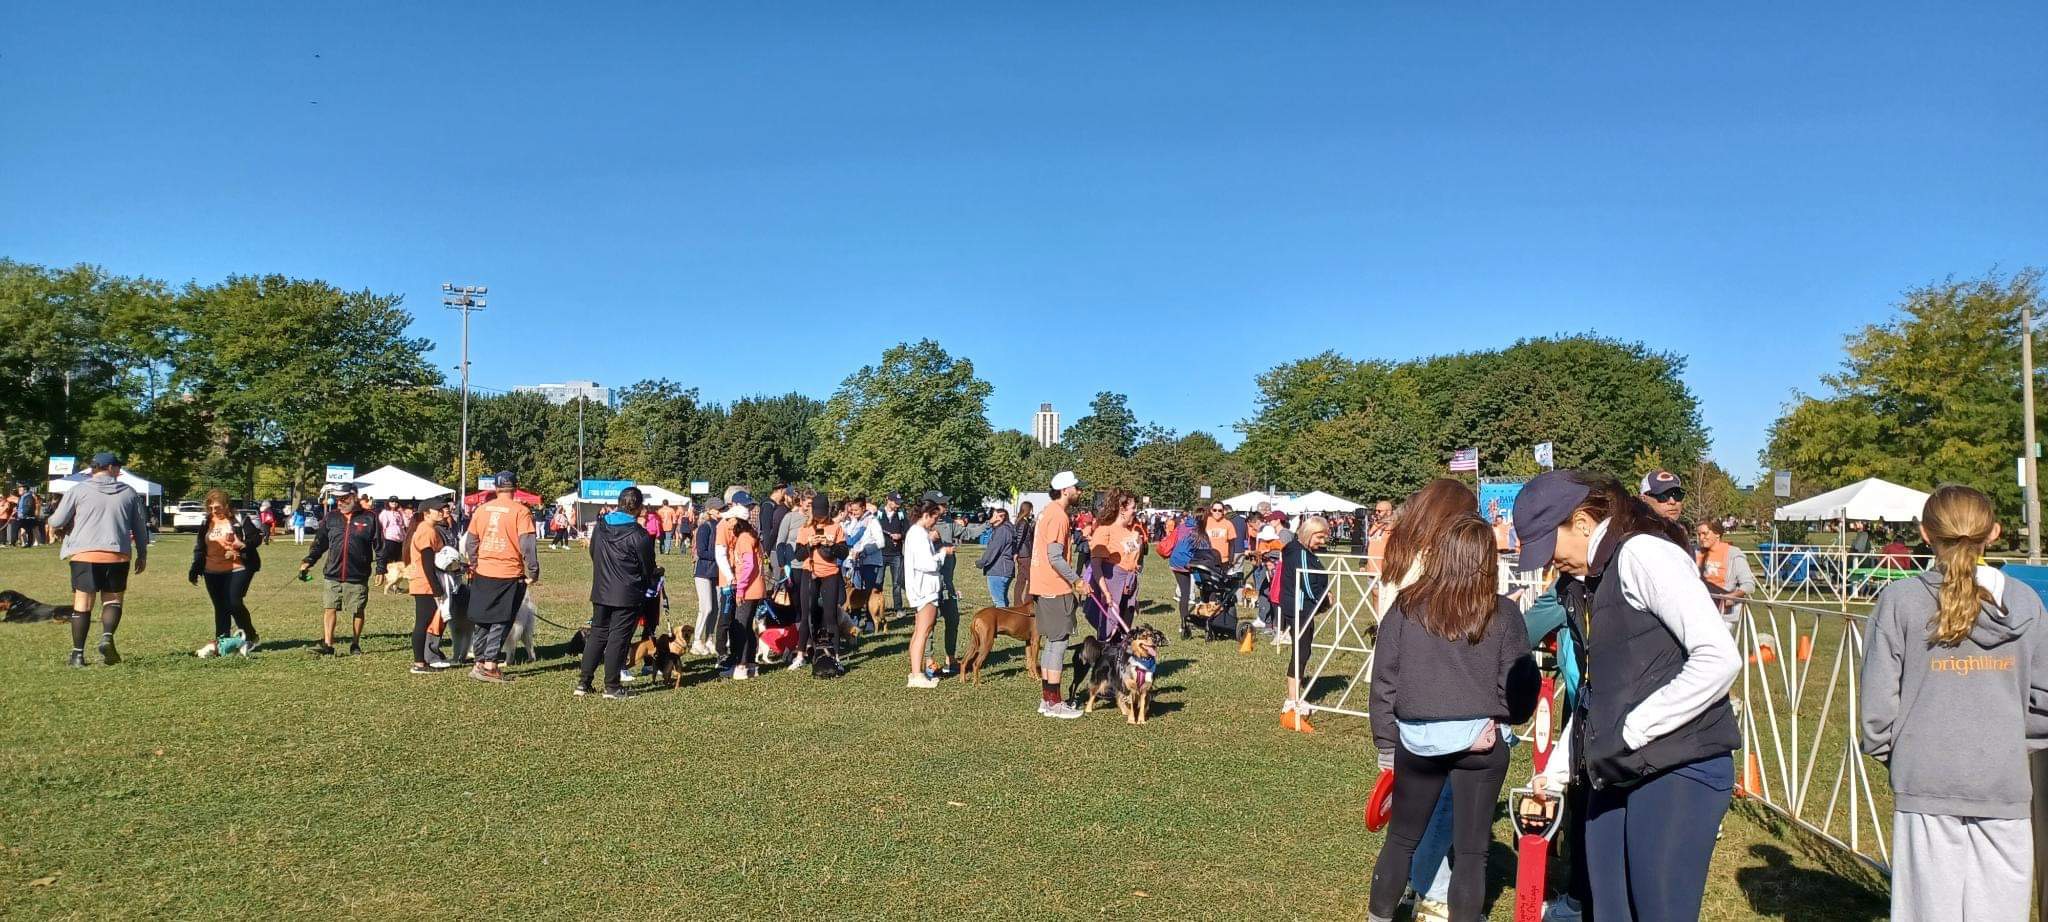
{"left": 1282, "top": 709, "right": 1316, "bottom": 733}
{"left": 1749, "top": 634, "right": 1778, "bottom": 665}
{"left": 1796, "top": 635, "right": 1813, "bottom": 662}
{"left": 1737, "top": 751, "right": 1762, "bottom": 796}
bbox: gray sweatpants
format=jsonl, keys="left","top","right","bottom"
{"left": 1892, "top": 811, "right": 2030, "bottom": 921}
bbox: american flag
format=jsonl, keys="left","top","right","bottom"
{"left": 1449, "top": 448, "right": 1479, "bottom": 472}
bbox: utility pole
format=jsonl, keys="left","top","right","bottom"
{"left": 442, "top": 283, "right": 487, "bottom": 516}
{"left": 577, "top": 395, "right": 586, "bottom": 488}
{"left": 2025, "top": 301, "right": 2041, "bottom": 563}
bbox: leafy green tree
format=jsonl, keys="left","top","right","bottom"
{"left": 698, "top": 393, "right": 823, "bottom": 490}
{"left": 809, "top": 340, "right": 993, "bottom": 502}
{"left": 1063, "top": 391, "right": 1141, "bottom": 457}
{"left": 1766, "top": 270, "right": 2043, "bottom": 523}
{"left": 604, "top": 380, "right": 711, "bottom": 486}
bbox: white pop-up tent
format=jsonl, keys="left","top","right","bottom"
{"left": 1220, "top": 490, "right": 1282, "bottom": 512}
{"left": 354, "top": 465, "right": 454, "bottom": 502}
{"left": 1774, "top": 478, "right": 1931, "bottom": 523}
{"left": 1291, "top": 490, "right": 1364, "bottom": 514}
{"left": 48, "top": 469, "right": 164, "bottom": 498}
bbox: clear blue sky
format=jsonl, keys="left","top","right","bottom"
{"left": 6, "top": 3, "right": 2045, "bottom": 480}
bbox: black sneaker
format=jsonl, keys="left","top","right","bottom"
{"left": 313, "top": 643, "right": 336, "bottom": 656}
{"left": 601, "top": 688, "right": 625, "bottom": 700}
{"left": 67, "top": 650, "right": 86, "bottom": 669}
{"left": 346, "top": 641, "right": 362, "bottom": 656}
{"left": 573, "top": 685, "right": 593, "bottom": 697}
{"left": 936, "top": 662, "right": 959, "bottom": 678}
{"left": 98, "top": 635, "right": 120, "bottom": 666}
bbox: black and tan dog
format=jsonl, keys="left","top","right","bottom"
{"left": 1071, "top": 624, "right": 1168, "bottom": 724}
{"left": 961, "top": 604, "right": 1040, "bottom": 685}
{"left": 0, "top": 590, "right": 65, "bottom": 624}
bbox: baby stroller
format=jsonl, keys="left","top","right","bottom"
{"left": 1185, "top": 553, "right": 1256, "bottom": 641}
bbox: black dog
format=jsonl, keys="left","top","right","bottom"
{"left": 0, "top": 590, "right": 65, "bottom": 624}
{"left": 810, "top": 646, "right": 846, "bottom": 679}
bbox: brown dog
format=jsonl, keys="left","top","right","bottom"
{"left": 961, "top": 605, "right": 1040, "bottom": 685}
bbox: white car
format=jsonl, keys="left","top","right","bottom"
{"left": 170, "top": 502, "right": 207, "bottom": 533}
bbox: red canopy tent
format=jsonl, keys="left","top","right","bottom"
{"left": 464, "top": 489, "right": 542, "bottom": 509}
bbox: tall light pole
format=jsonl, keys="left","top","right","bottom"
{"left": 577, "top": 395, "right": 586, "bottom": 488}
{"left": 443, "top": 283, "right": 487, "bottom": 515}
{"left": 2025, "top": 301, "right": 2041, "bottom": 562}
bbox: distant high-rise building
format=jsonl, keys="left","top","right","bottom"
{"left": 515, "top": 380, "right": 613, "bottom": 407}
{"left": 1032, "top": 402, "right": 1060, "bottom": 448}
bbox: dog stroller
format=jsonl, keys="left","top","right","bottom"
{"left": 1185, "top": 554, "right": 1255, "bottom": 641}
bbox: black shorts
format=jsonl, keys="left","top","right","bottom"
{"left": 470, "top": 576, "right": 526, "bottom": 626}
{"left": 70, "top": 561, "right": 131, "bottom": 594}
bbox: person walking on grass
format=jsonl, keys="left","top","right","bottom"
{"left": 717, "top": 492, "right": 763, "bottom": 680}
{"left": 690, "top": 496, "right": 723, "bottom": 656}
{"left": 15, "top": 483, "right": 42, "bottom": 548}
{"left": 1861, "top": 484, "right": 2048, "bottom": 922}
{"left": 188, "top": 489, "right": 264, "bottom": 657}
{"left": 902, "top": 498, "right": 951, "bottom": 688}
{"left": 976, "top": 507, "right": 1016, "bottom": 610}
{"left": 879, "top": 492, "right": 910, "bottom": 615}
{"left": 1030, "top": 472, "right": 1088, "bottom": 719}
{"left": 298, "top": 484, "right": 380, "bottom": 656}
{"left": 579, "top": 486, "right": 658, "bottom": 699}
{"left": 404, "top": 499, "right": 456, "bottom": 673}
{"left": 47, "top": 452, "right": 149, "bottom": 668}
{"left": 1367, "top": 515, "right": 1538, "bottom": 922}
{"left": 1514, "top": 470, "right": 1740, "bottom": 922}
{"left": 378, "top": 499, "right": 407, "bottom": 592}
{"left": 462, "top": 471, "right": 538, "bottom": 684}
{"left": 1273, "top": 515, "right": 1333, "bottom": 733}
{"left": 925, "top": 491, "right": 966, "bottom": 677}
{"left": 844, "top": 495, "right": 886, "bottom": 630}
{"left": 1084, "top": 489, "right": 1144, "bottom": 641}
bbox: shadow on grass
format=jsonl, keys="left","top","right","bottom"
{"left": 1728, "top": 800, "right": 1889, "bottom": 920}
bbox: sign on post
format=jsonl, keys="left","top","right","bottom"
{"left": 1773, "top": 471, "right": 1792, "bottom": 498}
{"left": 1198, "top": 485, "right": 1212, "bottom": 500}
{"left": 689, "top": 480, "right": 710, "bottom": 496}
{"left": 324, "top": 464, "right": 355, "bottom": 484}
{"left": 2022, "top": 457, "right": 2030, "bottom": 488}
{"left": 581, "top": 479, "right": 634, "bottom": 502}
{"left": 478, "top": 477, "right": 496, "bottom": 492}
{"left": 1532, "top": 442, "right": 1554, "bottom": 469}
{"left": 46, "top": 456, "right": 76, "bottom": 477}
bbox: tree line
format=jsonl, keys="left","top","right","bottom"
{"left": 5, "top": 257, "right": 1735, "bottom": 510}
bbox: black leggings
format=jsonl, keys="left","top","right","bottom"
{"left": 411, "top": 594, "right": 437, "bottom": 663}
{"left": 1285, "top": 611, "right": 1315, "bottom": 680}
{"left": 1368, "top": 741, "right": 1511, "bottom": 922}
{"left": 202, "top": 569, "right": 256, "bottom": 639}
{"left": 720, "top": 599, "right": 759, "bottom": 669}
{"left": 1172, "top": 570, "right": 1192, "bottom": 625}
{"left": 799, "top": 571, "right": 845, "bottom": 656}
{"left": 579, "top": 603, "right": 640, "bottom": 692}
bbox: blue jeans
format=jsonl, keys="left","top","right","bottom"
{"left": 987, "top": 575, "right": 1010, "bottom": 608}
{"left": 1409, "top": 786, "right": 1456, "bottom": 902}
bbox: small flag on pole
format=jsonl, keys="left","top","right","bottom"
{"left": 1533, "top": 442, "right": 1554, "bottom": 469}
{"left": 1449, "top": 448, "right": 1479, "bottom": 472}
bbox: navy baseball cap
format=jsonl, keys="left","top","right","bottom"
{"left": 493, "top": 470, "right": 517, "bottom": 489}
{"left": 1512, "top": 470, "right": 1592, "bottom": 569}
{"left": 730, "top": 490, "right": 754, "bottom": 508}
{"left": 920, "top": 490, "right": 948, "bottom": 506}
{"left": 1640, "top": 470, "right": 1682, "bottom": 498}
{"left": 90, "top": 451, "right": 121, "bottom": 469}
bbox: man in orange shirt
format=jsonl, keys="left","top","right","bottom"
{"left": 1031, "top": 471, "right": 1088, "bottom": 719}
{"left": 656, "top": 501, "right": 680, "bottom": 554}
{"left": 461, "top": 470, "right": 538, "bottom": 684}
{"left": 1365, "top": 500, "right": 1394, "bottom": 576}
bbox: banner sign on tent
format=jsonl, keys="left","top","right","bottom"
{"left": 324, "top": 464, "right": 355, "bottom": 484}
{"left": 689, "top": 480, "right": 710, "bottom": 495}
{"left": 47, "top": 456, "right": 76, "bottom": 477}
{"left": 1477, "top": 479, "right": 1526, "bottom": 525}
{"left": 581, "top": 479, "right": 634, "bottom": 502}
{"left": 1532, "top": 442, "right": 1554, "bottom": 470}
{"left": 1773, "top": 471, "right": 1792, "bottom": 498}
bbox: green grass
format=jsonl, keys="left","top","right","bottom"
{"left": 0, "top": 536, "right": 1888, "bottom": 919}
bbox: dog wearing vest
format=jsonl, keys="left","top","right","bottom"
{"left": 1073, "top": 624, "right": 1168, "bottom": 723}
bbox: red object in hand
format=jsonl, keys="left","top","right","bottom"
{"left": 1366, "top": 769, "right": 1396, "bottom": 831}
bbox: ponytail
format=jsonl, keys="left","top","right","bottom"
{"left": 1923, "top": 485, "right": 2001, "bottom": 647}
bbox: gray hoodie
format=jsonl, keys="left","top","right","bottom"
{"left": 46, "top": 474, "right": 150, "bottom": 566}
{"left": 1859, "top": 565, "right": 2048, "bottom": 819}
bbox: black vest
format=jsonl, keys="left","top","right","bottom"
{"left": 1561, "top": 526, "right": 1740, "bottom": 789}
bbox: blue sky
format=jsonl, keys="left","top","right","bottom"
{"left": 6, "top": 3, "right": 2045, "bottom": 480}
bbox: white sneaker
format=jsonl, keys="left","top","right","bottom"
{"left": 1041, "top": 701, "right": 1083, "bottom": 719}
{"left": 788, "top": 654, "right": 806, "bottom": 672}
{"left": 732, "top": 665, "right": 751, "bottom": 681}
{"left": 906, "top": 674, "right": 939, "bottom": 689}
{"left": 1275, "top": 633, "right": 1292, "bottom": 646}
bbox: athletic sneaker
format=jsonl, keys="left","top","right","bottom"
{"left": 732, "top": 665, "right": 752, "bottom": 681}
{"left": 602, "top": 689, "right": 625, "bottom": 700}
{"left": 906, "top": 674, "right": 939, "bottom": 689}
{"left": 1545, "top": 896, "right": 1584, "bottom": 921}
{"left": 1413, "top": 899, "right": 1450, "bottom": 922}
{"left": 468, "top": 665, "right": 497, "bottom": 683}
{"left": 1041, "top": 701, "right": 1083, "bottom": 719}
{"left": 716, "top": 666, "right": 735, "bottom": 680}
{"left": 409, "top": 664, "right": 432, "bottom": 674}
{"left": 429, "top": 660, "right": 457, "bottom": 670}
{"left": 98, "top": 635, "right": 120, "bottom": 665}
{"left": 573, "top": 685, "right": 592, "bottom": 697}
{"left": 67, "top": 650, "right": 86, "bottom": 669}
{"left": 619, "top": 671, "right": 639, "bottom": 684}
{"left": 788, "top": 654, "right": 806, "bottom": 672}
{"left": 346, "top": 641, "right": 362, "bottom": 656}
{"left": 935, "top": 662, "right": 959, "bottom": 678}
{"left": 313, "top": 643, "right": 336, "bottom": 657}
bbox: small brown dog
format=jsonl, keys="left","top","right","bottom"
{"left": 961, "top": 605, "right": 1040, "bottom": 685}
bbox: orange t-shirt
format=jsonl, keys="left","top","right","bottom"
{"left": 73, "top": 549, "right": 128, "bottom": 564}
{"left": 714, "top": 516, "right": 738, "bottom": 587}
{"left": 467, "top": 498, "right": 535, "bottom": 580}
{"left": 657, "top": 506, "right": 680, "bottom": 530}
{"left": 1090, "top": 523, "right": 1145, "bottom": 573}
{"left": 731, "top": 529, "right": 765, "bottom": 601}
{"left": 1366, "top": 527, "right": 1390, "bottom": 575}
{"left": 204, "top": 519, "right": 243, "bottom": 573}
{"left": 1204, "top": 517, "right": 1235, "bottom": 560}
{"left": 407, "top": 526, "right": 444, "bottom": 595}
{"left": 1030, "top": 501, "right": 1072, "bottom": 596}
{"left": 807, "top": 520, "right": 846, "bottom": 579}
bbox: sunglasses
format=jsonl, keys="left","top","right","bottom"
{"left": 1651, "top": 490, "right": 1686, "bottom": 502}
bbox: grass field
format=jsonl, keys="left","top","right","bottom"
{"left": 0, "top": 534, "right": 1890, "bottom": 920}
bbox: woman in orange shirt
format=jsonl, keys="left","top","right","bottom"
{"left": 1086, "top": 489, "right": 1145, "bottom": 639}
{"left": 719, "top": 499, "right": 766, "bottom": 680}
{"left": 797, "top": 493, "right": 847, "bottom": 666}
{"left": 405, "top": 500, "right": 455, "bottom": 674}
{"left": 187, "top": 489, "right": 265, "bottom": 656}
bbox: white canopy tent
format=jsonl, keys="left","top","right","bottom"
{"left": 354, "top": 465, "right": 453, "bottom": 502}
{"left": 1774, "top": 478, "right": 1931, "bottom": 523}
{"left": 1220, "top": 490, "right": 1283, "bottom": 512}
{"left": 48, "top": 469, "right": 164, "bottom": 498}
{"left": 1291, "top": 490, "right": 1364, "bottom": 514}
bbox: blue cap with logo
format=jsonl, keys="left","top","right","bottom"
{"left": 1511, "top": 470, "right": 1592, "bottom": 570}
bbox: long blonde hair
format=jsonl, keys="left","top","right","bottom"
{"left": 1924, "top": 484, "right": 2002, "bottom": 647}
